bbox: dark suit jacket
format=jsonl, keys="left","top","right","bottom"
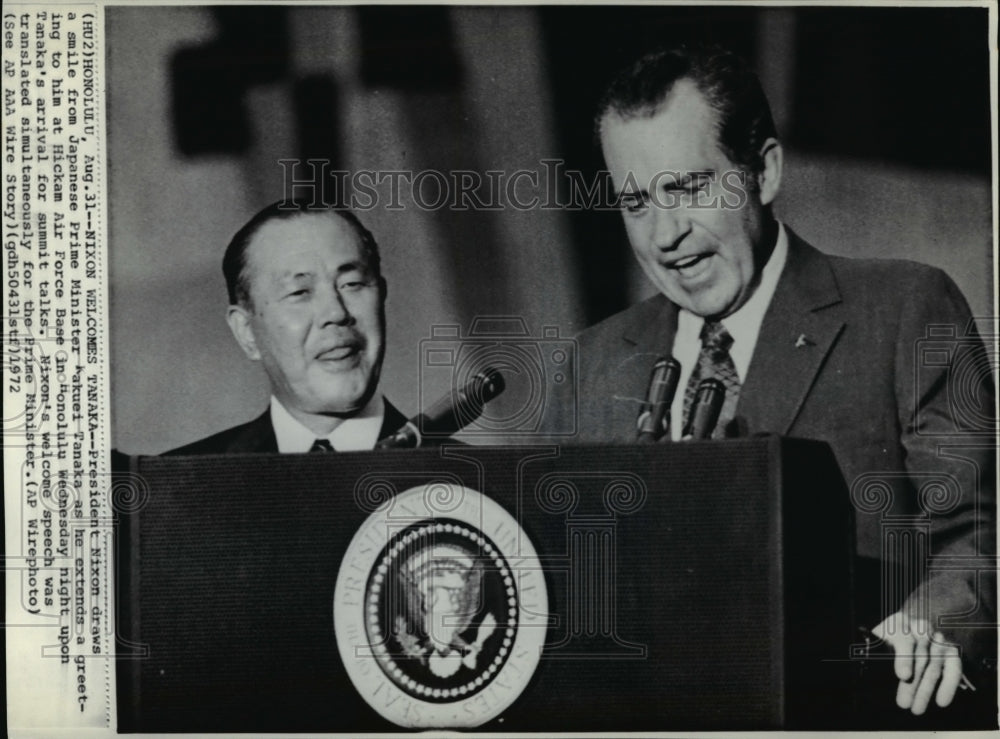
{"left": 552, "top": 228, "right": 995, "bottom": 660}
{"left": 165, "top": 400, "right": 410, "bottom": 455}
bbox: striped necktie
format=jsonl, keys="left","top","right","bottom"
{"left": 682, "top": 321, "right": 741, "bottom": 439}
{"left": 309, "top": 438, "right": 334, "bottom": 452}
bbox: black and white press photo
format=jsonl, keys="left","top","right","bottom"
{"left": 4, "top": 2, "right": 997, "bottom": 737}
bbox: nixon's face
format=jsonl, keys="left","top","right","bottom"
{"left": 229, "top": 212, "right": 386, "bottom": 417}
{"left": 600, "top": 79, "right": 779, "bottom": 319}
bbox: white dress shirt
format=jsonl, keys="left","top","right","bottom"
{"left": 668, "top": 223, "right": 789, "bottom": 440}
{"left": 270, "top": 393, "right": 385, "bottom": 452}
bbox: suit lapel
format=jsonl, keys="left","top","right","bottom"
{"left": 379, "top": 400, "right": 408, "bottom": 441}
{"left": 226, "top": 410, "right": 279, "bottom": 453}
{"left": 739, "top": 229, "right": 846, "bottom": 435}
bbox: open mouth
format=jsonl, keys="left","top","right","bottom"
{"left": 667, "top": 253, "right": 712, "bottom": 275}
{"left": 316, "top": 344, "right": 360, "bottom": 362}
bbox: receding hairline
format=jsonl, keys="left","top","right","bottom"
{"left": 247, "top": 208, "right": 368, "bottom": 247}
{"left": 241, "top": 210, "right": 372, "bottom": 278}
{"left": 225, "top": 204, "right": 382, "bottom": 307}
{"left": 595, "top": 44, "right": 778, "bottom": 177}
{"left": 598, "top": 77, "right": 720, "bottom": 142}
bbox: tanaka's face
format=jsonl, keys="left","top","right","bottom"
{"left": 600, "top": 79, "right": 778, "bottom": 319}
{"left": 230, "top": 213, "right": 386, "bottom": 418}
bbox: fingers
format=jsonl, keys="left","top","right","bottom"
{"left": 875, "top": 612, "right": 966, "bottom": 715}
{"left": 935, "top": 634, "right": 962, "bottom": 708}
{"left": 892, "top": 632, "right": 913, "bottom": 682}
{"left": 882, "top": 620, "right": 963, "bottom": 715}
{"left": 909, "top": 635, "right": 944, "bottom": 715}
{"left": 895, "top": 630, "right": 928, "bottom": 711}
{"left": 872, "top": 614, "right": 913, "bottom": 681}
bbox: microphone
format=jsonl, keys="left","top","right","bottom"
{"left": 376, "top": 368, "right": 505, "bottom": 448}
{"left": 636, "top": 357, "right": 681, "bottom": 443}
{"left": 683, "top": 378, "right": 725, "bottom": 440}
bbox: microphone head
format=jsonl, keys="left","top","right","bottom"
{"left": 417, "top": 367, "right": 507, "bottom": 437}
{"left": 686, "top": 378, "right": 725, "bottom": 439}
{"left": 654, "top": 357, "right": 682, "bottom": 397}
{"left": 472, "top": 367, "right": 505, "bottom": 404}
{"left": 378, "top": 368, "right": 506, "bottom": 445}
{"left": 636, "top": 356, "right": 681, "bottom": 442}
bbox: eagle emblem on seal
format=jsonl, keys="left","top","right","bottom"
{"left": 395, "top": 543, "right": 498, "bottom": 678}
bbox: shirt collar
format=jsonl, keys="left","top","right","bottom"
{"left": 676, "top": 221, "right": 789, "bottom": 380}
{"left": 270, "top": 393, "right": 385, "bottom": 453}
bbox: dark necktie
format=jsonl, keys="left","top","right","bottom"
{"left": 682, "top": 321, "right": 741, "bottom": 439}
{"left": 309, "top": 438, "right": 334, "bottom": 452}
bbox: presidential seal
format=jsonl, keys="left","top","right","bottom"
{"left": 334, "top": 484, "right": 547, "bottom": 728}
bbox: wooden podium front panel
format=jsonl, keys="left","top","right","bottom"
{"left": 116, "top": 437, "right": 855, "bottom": 732}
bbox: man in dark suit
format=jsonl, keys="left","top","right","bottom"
{"left": 560, "top": 45, "right": 995, "bottom": 718}
{"left": 168, "top": 201, "right": 407, "bottom": 454}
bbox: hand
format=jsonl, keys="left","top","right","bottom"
{"left": 872, "top": 611, "right": 963, "bottom": 714}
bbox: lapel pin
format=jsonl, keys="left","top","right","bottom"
{"left": 795, "top": 333, "right": 813, "bottom": 348}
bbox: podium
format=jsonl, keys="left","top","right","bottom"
{"left": 116, "top": 436, "right": 860, "bottom": 732}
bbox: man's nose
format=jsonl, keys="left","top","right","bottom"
{"left": 650, "top": 202, "right": 690, "bottom": 251}
{"left": 317, "top": 284, "right": 352, "bottom": 325}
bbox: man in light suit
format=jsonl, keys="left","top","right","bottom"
{"left": 561, "top": 44, "right": 995, "bottom": 719}
{"left": 169, "top": 201, "right": 407, "bottom": 454}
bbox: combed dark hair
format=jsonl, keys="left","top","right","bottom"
{"left": 596, "top": 44, "right": 777, "bottom": 174}
{"left": 222, "top": 200, "right": 381, "bottom": 306}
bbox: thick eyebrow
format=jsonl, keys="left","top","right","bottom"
{"left": 615, "top": 186, "right": 647, "bottom": 200}
{"left": 613, "top": 169, "right": 717, "bottom": 200}
{"left": 276, "top": 260, "right": 371, "bottom": 283}
{"left": 610, "top": 170, "right": 646, "bottom": 200}
{"left": 335, "top": 260, "right": 370, "bottom": 275}
{"left": 659, "top": 170, "right": 716, "bottom": 189}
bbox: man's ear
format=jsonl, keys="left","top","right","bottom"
{"left": 757, "top": 138, "right": 783, "bottom": 207}
{"left": 226, "top": 304, "right": 261, "bottom": 361}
